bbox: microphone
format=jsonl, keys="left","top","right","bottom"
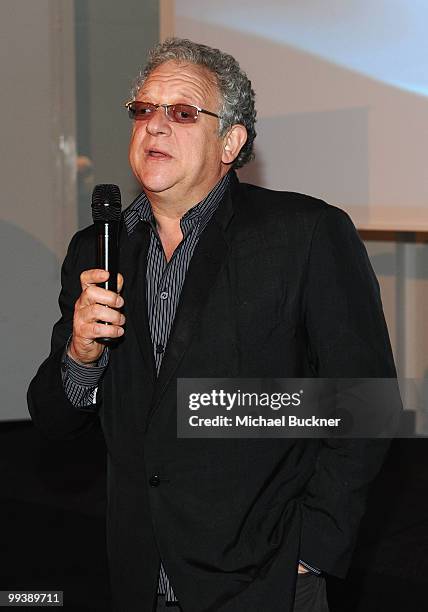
{"left": 91, "top": 184, "right": 122, "bottom": 343}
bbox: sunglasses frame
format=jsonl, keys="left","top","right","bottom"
{"left": 125, "top": 100, "right": 221, "bottom": 123}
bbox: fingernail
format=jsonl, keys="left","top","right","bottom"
{"left": 118, "top": 328, "right": 124, "bottom": 336}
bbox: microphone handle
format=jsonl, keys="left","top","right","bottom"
{"left": 95, "top": 221, "right": 120, "bottom": 344}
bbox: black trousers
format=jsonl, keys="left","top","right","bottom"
{"left": 156, "top": 574, "right": 329, "bottom": 611}
{"left": 293, "top": 574, "right": 329, "bottom": 612}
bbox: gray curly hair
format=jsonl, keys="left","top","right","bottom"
{"left": 131, "top": 38, "right": 257, "bottom": 169}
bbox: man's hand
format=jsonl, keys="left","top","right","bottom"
{"left": 297, "top": 564, "right": 310, "bottom": 574}
{"left": 68, "top": 269, "right": 125, "bottom": 365}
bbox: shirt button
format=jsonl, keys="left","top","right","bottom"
{"left": 160, "top": 291, "right": 168, "bottom": 300}
{"left": 149, "top": 475, "right": 161, "bottom": 487}
{"left": 156, "top": 343, "right": 164, "bottom": 354}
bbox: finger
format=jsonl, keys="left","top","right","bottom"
{"left": 87, "top": 322, "right": 125, "bottom": 339}
{"left": 89, "top": 304, "right": 126, "bottom": 326}
{"left": 75, "top": 306, "right": 125, "bottom": 337}
{"left": 80, "top": 269, "right": 109, "bottom": 291}
{"left": 75, "top": 306, "right": 125, "bottom": 330}
{"left": 117, "top": 273, "right": 124, "bottom": 293}
{"left": 79, "top": 285, "right": 123, "bottom": 308}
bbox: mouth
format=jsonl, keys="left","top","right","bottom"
{"left": 145, "top": 148, "right": 172, "bottom": 159}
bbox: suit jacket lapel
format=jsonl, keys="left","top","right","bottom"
{"left": 120, "top": 221, "right": 156, "bottom": 383}
{"left": 147, "top": 186, "right": 236, "bottom": 425}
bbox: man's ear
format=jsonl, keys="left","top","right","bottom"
{"left": 221, "top": 124, "right": 248, "bottom": 165}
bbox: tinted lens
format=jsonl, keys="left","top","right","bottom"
{"left": 170, "top": 104, "right": 198, "bottom": 123}
{"left": 128, "top": 101, "right": 156, "bottom": 120}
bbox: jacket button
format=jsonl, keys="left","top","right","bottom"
{"left": 149, "top": 475, "right": 161, "bottom": 487}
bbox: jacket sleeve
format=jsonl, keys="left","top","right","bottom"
{"left": 27, "top": 228, "right": 102, "bottom": 440}
{"left": 299, "top": 205, "right": 401, "bottom": 578}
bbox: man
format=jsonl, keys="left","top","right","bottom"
{"left": 28, "top": 38, "right": 398, "bottom": 612}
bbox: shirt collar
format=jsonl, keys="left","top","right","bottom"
{"left": 123, "top": 171, "right": 231, "bottom": 237}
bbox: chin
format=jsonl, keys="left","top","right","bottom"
{"left": 137, "top": 161, "right": 181, "bottom": 190}
{"left": 140, "top": 178, "right": 174, "bottom": 194}
{"left": 134, "top": 170, "right": 173, "bottom": 194}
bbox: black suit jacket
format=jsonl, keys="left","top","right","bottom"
{"left": 28, "top": 173, "right": 398, "bottom": 612}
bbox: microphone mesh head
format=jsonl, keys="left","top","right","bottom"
{"left": 91, "top": 184, "right": 122, "bottom": 222}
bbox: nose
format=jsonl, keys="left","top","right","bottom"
{"left": 146, "top": 105, "right": 172, "bottom": 136}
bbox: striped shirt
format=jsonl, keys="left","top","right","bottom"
{"left": 62, "top": 171, "right": 231, "bottom": 604}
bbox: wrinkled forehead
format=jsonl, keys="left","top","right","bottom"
{"left": 138, "top": 60, "right": 220, "bottom": 106}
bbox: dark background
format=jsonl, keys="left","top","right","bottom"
{"left": 1, "top": 421, "right": 427, "bottom": 611}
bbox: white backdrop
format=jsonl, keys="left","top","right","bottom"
{"left": 0, "top": 1, "right": 76, "bottom": 421}
{"left": 173, "top": 0, "right": 428, "bottom": 231}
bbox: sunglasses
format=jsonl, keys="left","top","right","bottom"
{"left": 125, "top": 100, "right": 221, "bottom": 124}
